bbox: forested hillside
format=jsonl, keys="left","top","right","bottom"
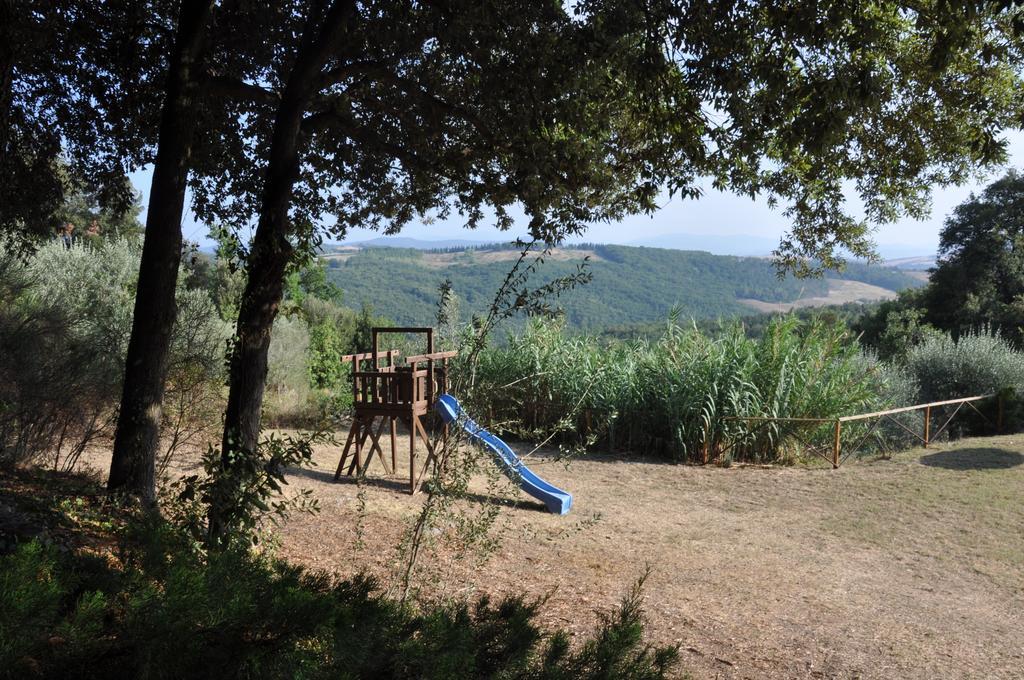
{"left": 324, "top": 244, "right": 925, "bottom": 329}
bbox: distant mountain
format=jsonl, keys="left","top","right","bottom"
{"left": 627, "top": 233, "right": 778, "bottom": 256}
{"left": 882, "top": 255, "right": 936, "bottom": 271}
{"left": 327, "top": 234, "right": 936, "bottom": 263}
{"left": 330, "top": 236, "right": 498, "bottom": 251}
{"left": 627, "top": 232, "right": 934, "bottom": 262}
{"left": 323, "top": 243, "right": 925, "bottom": 330}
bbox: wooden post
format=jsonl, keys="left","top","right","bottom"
{"left": 355, "top": 416, "right": 364, "bottom": 473}
{"left": 997, "top": 393, "right": 1005, "bottom": 433}
{"left": 702, "top": 437, "right": 709, "bottom": 465}
{"left": 390, "top": 417, "right": 397, "bottom": 473}
{"left": 409, "top": 416, "right": 416, "bottom": 493}
{"left": 923, "top": 405, "right": 931, "bottom": 447}
{"left": 372, "top": 328, "right": 378, "bottom": 369}
{"left": 832, "top": 420, "right": 842, "bottom": 469}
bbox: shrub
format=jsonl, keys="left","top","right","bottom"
{"left": 0, "top": 251, "right": 118, "bottom": 468}
{"left": 0, "top": 531, "right": 680, "bottom": 680}
{"left": 905, "top": 328, "right": 1024, "bottom": 402}
{"left": 0, "top": 241, "right": 228, "bottom": 469}
{"left": 308, "top": 319, "right": 348, "bottom": 390}
{"left": 902, "top": 329, "right": 1024, "bottom": 435}
{"left": 263, "top": 315, "right": 313, "bottom": 425}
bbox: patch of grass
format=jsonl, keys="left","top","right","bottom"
{"left": 820, "top": 437, "right": 1024, "bottom": 585}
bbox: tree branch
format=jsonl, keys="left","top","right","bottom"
{"left": 203, "top": 75, "right": 279, "bottom": 106}
{"left": 318, "top": 58, "right": 395, "bottom": 88}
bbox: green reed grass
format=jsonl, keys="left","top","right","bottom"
{"left": 471, "top": 316, "right": 897, "bottom": 463}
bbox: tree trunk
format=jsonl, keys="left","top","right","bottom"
{"left": 209, "top": 0, "right": 352, "bottom": 545}
{"left": 108, "top": 0, "right": 212, "bottom": 503}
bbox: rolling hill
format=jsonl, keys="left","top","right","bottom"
{"left": 322, "top": 243, "right": 924, "bottom": 329}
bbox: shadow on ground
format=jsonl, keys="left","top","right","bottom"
{"left": 919, "top": 448, "right": 1024, "bottom": 470}
{"left": 286, "top": 465, "right": 548, "bottom": 512}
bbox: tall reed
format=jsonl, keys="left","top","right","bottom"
{"left": 472, "top": 316, "right": 895, "bottom": 463}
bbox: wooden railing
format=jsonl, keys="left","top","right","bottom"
{"left": 343, "top": 335, "right": 456, "bottom": 414}
{"left": 719, "top": 394, "right": 1001, "bottom": 468}
{"left": 352, "top": 369, "right": 431, "bottom": 408}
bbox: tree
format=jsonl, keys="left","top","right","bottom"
{"left": 190, "top": 0, "right": 1024, "bottom": 542}
{"left": 857, "top": 170, "right": 1024, "bottom": 352}
{"left": 107, "top": 0, "right": 216, "bottom": 504}
{"left": 0, "top": 2, "right": 134, "bottom": 251}
{"left": 2, "top": 0, "right": 216, "bottom": 501}
{"left": 924, "top": 170, "right": 1024, "bottom": 342}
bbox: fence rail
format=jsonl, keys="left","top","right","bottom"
{"left": 720, "top": 394, "right": 1001, "bottom": 468}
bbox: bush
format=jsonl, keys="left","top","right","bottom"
{"left": 0, "top": 531, "right": 679, "bottom": 680}
{"left": 263, "top": 314, "right": 312, "bottom": 425}
{"left": 905, "top": 328, "right": 1024, "bottom": 402}
{"left": 0, "top": 241, "right": 228, "bottom": 469}
{"left": 902, "top": 329, "right": 1024, "bottom": 435}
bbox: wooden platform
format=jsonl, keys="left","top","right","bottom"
{"left": 333, "top": 327, "right": 456, "bottom": 493}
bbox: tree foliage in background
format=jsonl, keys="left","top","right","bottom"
{"left": 924, "top": 170, "right": 1024, "bottom": 342}
{"left": 0, "top": 1, "right": 165, "bottom": 249}
{"left": 0, "top": 241, "right": 226, "bottom": 471}
{"left": 857, "top": 169, "right": 1024, "bottom": 355}
{"left": 322, "top": 244, "right": 925, "bottom": 329}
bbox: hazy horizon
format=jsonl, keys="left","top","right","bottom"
{"left": 130, "top": 130, "right": 1024, "bottom": 259}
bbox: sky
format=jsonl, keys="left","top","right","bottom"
{"left": 127, "top": 129, "right": 1024, "bottom": 257}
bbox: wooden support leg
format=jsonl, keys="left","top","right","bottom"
{"left": 361, "top": 417, "right": 393, "bottom": 476}
{"left": 334, "top": 421, "right": 359, "bottom": 480}
{"left": 410, "top": 415, "right": 437, "bottom": 495}
{"left": 347, "top": 418, "right": 373, "bottom": 476}
{"left": 390, "top": 417, "right": 398, "bottom": 475}
{"left": 355, "top": 415, "right": 364, "bottom": 474}
{"left": 409, "top": 416, "right": 417, "bottom": 494}
{"left": 414, "top": 415, "right": 436, "bottom": 461}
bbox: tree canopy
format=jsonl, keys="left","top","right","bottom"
{"left": 925, "top": 170, "right": 1024, "bottom": 340}
{"left": 855, "top": 169, "right": 1024, "bottom": 354}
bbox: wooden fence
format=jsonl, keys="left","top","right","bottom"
{"left": 719, "top": 394, "right": 1001, "bottom": 468}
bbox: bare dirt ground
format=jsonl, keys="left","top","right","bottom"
{"left": 739, "top": 279, "right": 898, "bottom": 313}
{"left": 69, "top": 429, "right": 1024, "bottom": 678}
{"left": 252, "top": 429, "right": 1024, "bottom": 680}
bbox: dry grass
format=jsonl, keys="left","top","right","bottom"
{"left": 67, "top": 428, "right": 1024, "bottom": 678}
{"left": 263, "top": 430, "right": 1024, "bottom": 680}
{"left": 318, "top": 247, "right": 600, "bottom": 269}
{"left": 739, "top": 278, "right": 898, "bottom": 313}
{"left": 419, "top": 247, "right": 601, "bottom": 268}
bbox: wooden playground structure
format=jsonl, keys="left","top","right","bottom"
{"left": 333, "top": 327, "right": 457, "bottom": 493}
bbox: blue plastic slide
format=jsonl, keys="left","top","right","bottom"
{"left": 435, "top": 394, "right": 572, "bottom": 515}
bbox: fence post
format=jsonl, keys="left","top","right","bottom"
{"left": 923, "top": 405, "right": 931, "bottom": 447}
{"left": 997, "top": 392, "right": 1005, "bottom": 433}
{"left": 832, "top": 420, "right": 842, "bottom": 469}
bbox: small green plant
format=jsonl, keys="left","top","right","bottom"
{"left": 170, "top": 431, "right": 325, "bottom": 551}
